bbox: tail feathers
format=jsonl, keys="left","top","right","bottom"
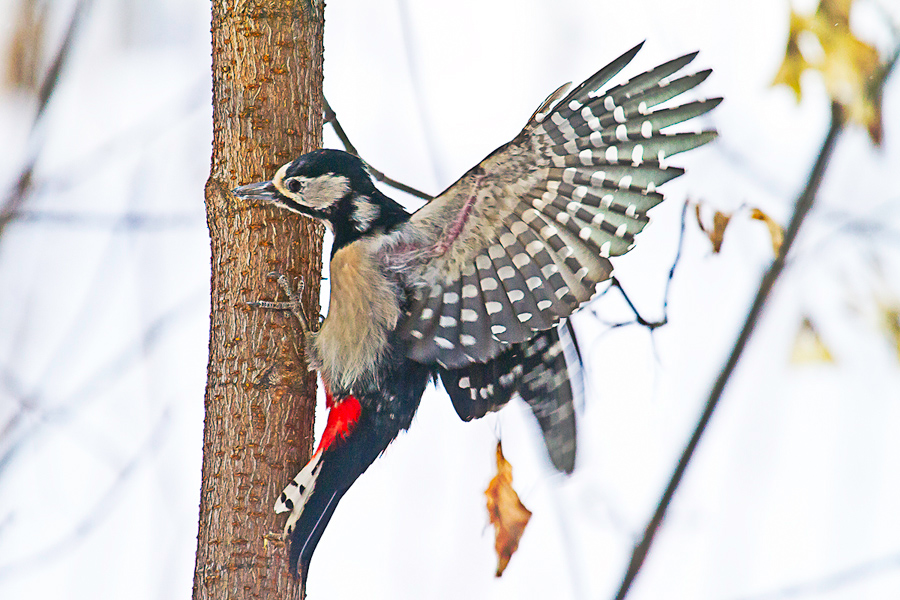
{"left": 275, "top": 393, "right": 413, "bottom": 581}
{"left": 440, "top": 325, "right": 578, "bottom": 473}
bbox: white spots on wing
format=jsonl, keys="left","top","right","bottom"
{"left": 579, "top": 227, "right": 592, "bottom": 241}
{"left": 632, "top": 144, "right": 644, "bottom": 165}
{"left": 555, "top": 212, "right": 571, "bottom": 226}
{"left": 458, "top": 376, "right": 471, "bottom": 388}
{"left": 537, "top": 300, "right": 553, "bottom": 311}
{"left": 568, "top": 99, "right": 582, "bottom": 111}
{"left": 517, "top": 312, "right": 533, "bottom": 323}
{"left": 615, "top": 224, "right": 628, "bottom": 237}
{"left": 575, "top": 266, "right": 589, "bottom": 280}
{"left": 573, "top": 186, "right": 587, "bottom": 201}
{"left": 439, "top": 315, "right": 457, "bottom": 327}
{"left": 476, "top": 255, "right": 491, "bottom": 270}
{"left": 486, "top": 302, "right": 503, "bottom": 315}
{"left": 600, "top": 241, "right": 612, "bottom": 258}
{"left": 563, "top": 168, "right": 577, "bottom": 184}
{"left": 410, "top": 329, "right": 424, "bottom": 339}
{"left": 460, "top": 334, "right": 477, "bottom": 347}
{"left": 461, "top": 262, "right": 476, "bottom": 277}
{"left": 591, "top": 213, "right": 605, "bottom": 225}
{"left": 420, "top": 308, "right": 433, "bottom": 320}
{"left": 613, "top": 105, "right": 626, "bottom": 123}
{"left": 586, "top": 116, "right": 601, "bottom": 131}
{"left": 641, "top": 120, "right": 653, "bottom": 138}
{"left": 590, "top": 171, "right": 606, "bottom": 186}
{"left": 558, "top": 245, "right": 573, "bottom": 259}
{"left": 589, "top": 131, "right": 603, "bottom": 147}
{"left": 491, "top": 324, "right": 507, "bottom": 335}
{"left": 508, "top": 289, "right": 525, "bottom": 302}
{"left": 499, "top": 372, "right": 516, "bottom": 387}
{"left": 435, "top": 337, "right": 455, "bottom": 349}
{"left": 619, "top": 175, "right": 633, "bottom": 188}
{"left": 512, "top": 253, "right": 531, "bottom": 268}
{"left": 540, "top": 224, "right": 559, "bottom": 238}
{"left": 481, "top": 277, "right": 498, "bottom": 291}
{"left": 579, "top": 149, "right": 593, "bottom": 166}
{"left": 461, "top": 309, "right": 478, "bottom": 322}
{"left": 443, "top": 291, "right": 459, "bottom": 304}
{"left": 605, "top": 146, "right": 618, "bottom": 163}
{"left": 615, "top": 124, "right": 628, "bottom": 141}
{"left": 462, "top": 284, "right": 479, "bottom": 299}
{"left": 626, "top": 204, "right": 637, "bottom": 217}
{"left": 522, "top": 208, "right": 540, "bottom": 224}
{"left": 541, "top": 263, "right": 559, "bottom": 277}
{"left": 497, "top": 266, "right": 516, "bottom": 280}
{"left": 554, "top": 286, "right": 570, "bottom": 299}
{"left": 604, "top": 96, "right": 615, "bottom": 111}
{"left": 488, "top": 245, "right": 505, "bottom": 259}
{"left": 638, "top": 101, "right": 649, "bottom": 115}
{"left": 500, "top": 232, "right": 516, "bottom": 247}
{"left": 526, "top": 276, "right": 543, "bottom": 290}
{"left": 526, "top": 240, "right": 545, "bottom": 255}
{"left": 601, "top": 194, "right": 614, "bottom": 207}
{"left": 510, "top": 221, "right": 528, "bottom": 236}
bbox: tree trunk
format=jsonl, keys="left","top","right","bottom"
{"left": 195, "top": 2, "right": 324, "bottom": 599}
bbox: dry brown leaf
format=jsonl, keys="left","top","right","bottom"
{"left": 485, "top": 441, "right": 531, "bottom": 577}
{"left": 877, "top": 305, "right": 900, "bottom": 361}
{"left": 750, "top": 208, "right": 785, "bottom": 256}
{"left": 694, "top": 203, "right": 732, "bottom": 253}
{"left": 772, "top": 0, "right": 884, "bottom": 144}
{"left": 791, "top": 317, "right": 835, "bottom": 364}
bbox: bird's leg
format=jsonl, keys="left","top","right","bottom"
{"left": 249, "top": 272, "right": 320, "bottom": 335}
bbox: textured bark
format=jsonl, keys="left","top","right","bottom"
{"left": 195, "top": 2, "right": 324, "bottom": 599}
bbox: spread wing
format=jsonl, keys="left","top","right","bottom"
{"left": 386, "top": 43, "right": 720, "bottom": 369}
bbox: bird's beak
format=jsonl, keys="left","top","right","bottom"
{"left": 233, "top": 180, "right": 280, "bottom": 203}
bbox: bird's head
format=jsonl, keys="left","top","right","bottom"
{"left": 234, "top": 149, "right": 409, "bottom": 252}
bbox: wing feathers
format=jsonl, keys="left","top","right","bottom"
{"left": 397, "top": 45, "right": 716, "bottom": 367}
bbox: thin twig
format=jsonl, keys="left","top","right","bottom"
{"left": 593, "top": 199, "right": 690, "bottom": 331}
{"left": 323, "top": 96, "right": 433, "bottom": 201}
{"left": 612, "top": 102, "right": 846, "bottom": 600}
{"left": 0, "top": 0, "right": 91, "bottom": 236}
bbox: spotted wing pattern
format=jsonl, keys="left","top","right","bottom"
{"left": 392, "top": 43, "right": 719, "bottom": 370}
{"left": 439, "top": 325, "right": 582, "bottom": 472}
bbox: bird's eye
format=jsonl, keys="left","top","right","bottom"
{"left": 286, "top": 178, "right": 304, "bottom": 194}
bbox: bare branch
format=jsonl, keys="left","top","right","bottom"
{"left": 612, "top": 101, "right": 846, "bottom": 600}
{"left": 323, "top": 96, "right": 434, "bottom": 201}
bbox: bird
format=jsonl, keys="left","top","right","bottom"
{"left": 233, "top": 42, "right": 719, "bottom": 583}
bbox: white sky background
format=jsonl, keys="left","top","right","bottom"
{"left": 1, "top": 0, "right": 899, "bottom": 599}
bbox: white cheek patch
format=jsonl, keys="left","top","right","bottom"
{"left": 304, "top": 175, "right": 351, "bottom": 209}
{"left": 272, "top": 167, "right": 350, "bottom": 212}
{"left": 352, "top": 197, "right": 380, "bottom": 231}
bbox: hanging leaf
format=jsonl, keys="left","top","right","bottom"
{"left": 772, "top": 0, "right": 885, "bottom": 144}
{"left": 694, "top": 203, "right": 732, "bottom": 253}
{"left": 791, "top": 317, "right": 835, "bottom": 364}
{"left": 750, "top": 208, "right": 785, "bottom": 256}
{"left": 485, "top": 441, "right": 531, "bottom": 577}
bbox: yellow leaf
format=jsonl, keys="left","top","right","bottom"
{"left": 878, "top": 305, "right": 900, "bottom": 361}
{"left": 485, "top": 442, "right": 531, "bottom": 577}
{"left": 750, "top": 208, "right": 785, "bottom": 256}
{"left": 772, "top": 0, "right": 884, "bottom": 144}
{"left": 791, "top": 318, "right": 834, "bottom": 364}
{"left": 694, "top": 203, "right": 731, "bottom": 253}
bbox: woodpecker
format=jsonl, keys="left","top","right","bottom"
{"left": 234, "top": 42, "right": 719, "bottom": 583}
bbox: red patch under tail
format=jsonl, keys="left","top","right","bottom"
{"left": 315, "top": 395, "right": 362, "bottom": 454}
